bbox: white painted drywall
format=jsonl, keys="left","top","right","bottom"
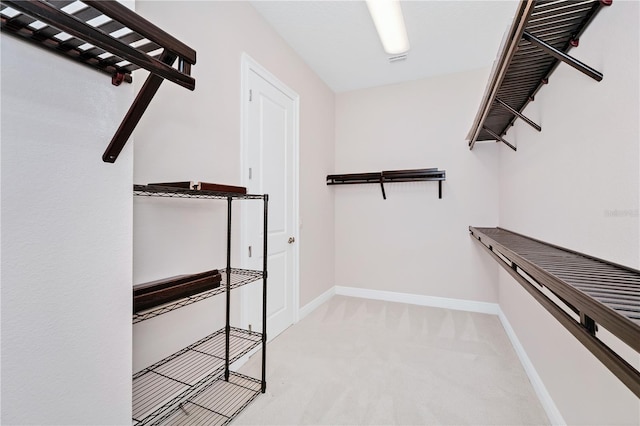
{"left": 132, "top": 1, "right": 335, "bottom": 371}
{"left": 1, "top": 34, "right": 133, "bottom": 423}
{"left": 495, "top": 1, "right": 640, "bottom": 423}
{"left": 334, "top": 68, "right": 500, "bottom": 303}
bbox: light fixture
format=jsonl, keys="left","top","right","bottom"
{"left": 366, "top": 0, "right": 410, "bottom": 55}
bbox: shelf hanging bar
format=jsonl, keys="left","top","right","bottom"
{"left": 495, "top": 97, "right": 542, "bottom": 132}
{"left": 483, "top": 126, "right": 517, "bottom": 151}
{"left": 522, "top": 31, "right": 603, "bottom": 82}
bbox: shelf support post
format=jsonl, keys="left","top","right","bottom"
{"left": 225, "top": 196, "right": 232, "bottom": 382}
{"left": 495, "top": 98, "right": 541, "bottom": 132}
{"left": 103, "top": 50, "right": 177, "bottom": 162}
{"left": 262, "top": 195, "right": 269, "bottom": 393}
{"left": 482, "top": 126, "right": 517, "bottom": 151}
{"left": 522, "top": 31, "right": 603, "bottom": 82}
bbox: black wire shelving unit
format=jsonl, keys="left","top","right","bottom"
{"left": 467, "top": 0, "right": 611, "bottom": 151}
{"left": 132, "top": 184, "right": 268, "bottom": 426}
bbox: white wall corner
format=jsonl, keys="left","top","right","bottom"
{"left": 498, "top": 307, "right": 566, "bottom": 426}
{"left": 334, "top": 286, "right": 499, "bottom": 315}
{"left": 298, "top": 286, "right": 336, "bottom": 321}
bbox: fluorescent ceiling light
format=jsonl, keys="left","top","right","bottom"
{"left": 366, "top": 0, "right": 410, "bottom": 55}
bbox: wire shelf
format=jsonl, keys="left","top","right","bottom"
{"left": 133, "top": 269, "right": 263, "bottom": 323}
{"left": 133, "top": 327, "right": 262, "bottom": 425}
{"left": 154, "top": 372, "right": 262, "bottom": 426}
{"left": 134, "top": 184, "right": 266, "bottom": 200}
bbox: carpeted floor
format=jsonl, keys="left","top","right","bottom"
{"left": 236, "top": 295, "right": 549, "bottom": 425}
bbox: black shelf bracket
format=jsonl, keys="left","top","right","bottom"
{"left": 327, "top": 168, "right": 446, "bottom": 200}
{"left": 522, "top": 31, "right": 603, "bottom": 82}
{"left": 482, "top": 126, "right": 517, "bottom": 151}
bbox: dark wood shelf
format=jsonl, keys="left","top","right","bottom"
{"left": 327, "top": 168, "right": 446, "bottom": 200}
{"left": 467, "top": 0, "right": 610, "bottom": 151}
{"left": 469, "top": 226, "right": 640, "bottom": 398}
{"left": 1, "top": 0, "right": 196, "bottom": 163}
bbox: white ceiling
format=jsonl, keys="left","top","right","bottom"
{"left": 250, "top": 1, "right": 518, "bottom": 93}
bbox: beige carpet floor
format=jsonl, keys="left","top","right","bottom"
{"left": 235, "top": 295, "right": 549, "bottom": 425}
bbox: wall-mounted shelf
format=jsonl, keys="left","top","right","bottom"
{"left": 326, "top": 168, "right": 446, "bottom": 200}
{"left": 469, "top": 226, "right": 640, "bottom": 398}
{"left": 1, "top": 0, "right": 196, "bottom": 163}
{"left": 467, "top": 0, "right": 611, "bottom": 151}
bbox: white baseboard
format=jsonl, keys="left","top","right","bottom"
{"left": 334, "top": 285, "right": 499, "bottom": 315}
{"left": 298, "top": 286, "right": 335, "bottom": 321}
{"left": 498, "top": 308, "right": 566, "bottom": 426}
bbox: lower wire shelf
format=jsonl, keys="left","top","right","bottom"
{"left": 155, "top": 372, "right": 262, "bottom": 426}
{"left": 133, "top": 327, "right": 262, "bottom": 425}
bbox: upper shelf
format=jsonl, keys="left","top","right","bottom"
{"left": 467, "top": 0, "right": 611, "bottom": 151}
{"left": 1, "top": 0, "right": 196, "bottom": 163}
{"left": 327, "top": 168, "right": 446, "bottom": 200}
{"left": 134, "top": 184, "right": 266, "bottom": 200}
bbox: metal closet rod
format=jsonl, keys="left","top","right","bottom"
{"left": 326, "top": 168, "right": 446, "bottom": 200}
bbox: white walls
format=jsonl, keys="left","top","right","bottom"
{"left": 133, "top": 1, "right": 335, "bottom": 370}
{"left": 1, "top": 35, "right": 133, "bottom": 424}
{"left": 334, "top": 69, "right": 500, "bottom": 303}
{"left": 496, "top": 1, "right": 640, "bottom": 423}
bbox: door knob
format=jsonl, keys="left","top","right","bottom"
{"left": 288, "top": 237, "right": 295, "bottom": 244}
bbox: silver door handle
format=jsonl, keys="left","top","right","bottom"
{"left": 288, "top": 237, "right": 295, "bottom": 244}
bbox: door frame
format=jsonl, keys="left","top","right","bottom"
{"left": 240, "top": 52, "right": 300, "bottom": 332}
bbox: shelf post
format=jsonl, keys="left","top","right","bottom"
{"left": 262, "top": 194, "right": 269, "bottom": 393}
{"left": 225, "top": 196, "right": 232, "bottom": 381}
{"left": 103, "top": 50, "right": 177, "bottom": 162}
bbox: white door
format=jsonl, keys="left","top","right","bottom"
{"left": 243, "top": 59, "right": 298, "bottom": 342}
